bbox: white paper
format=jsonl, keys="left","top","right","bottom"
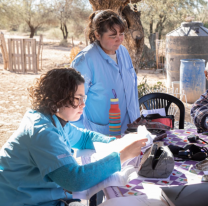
{"left": 72, "top": 165, "right": 138, "bottom": 200}
{"left": 92, "top": 126, "right": 153, "bottom": 162}
{"left": 137, "top": 126, "right": 154, "bottom": 146}
{"left": 76, "top": 149, "right": 96, "bottom": 158}
{"left": 79, "top": 127, "right": 153, "bottom": 169}
{"left": 204, "top": 171, "right": 208, "bottom": 175}
{"left": 186, "top": 173, "right": 202, "bottom": 184}
{"left": 142, "top": 108, "right": 166, "bottom": 117}
{"left": 137, "top": 174, "right": 170, "bottom": 181}
{"left": 98, "top": 195, "right": 167, "bottom": 206}
{"left": 81, "top": 156, "right": 91, "bottom": 165}
{"left": 81, "top": 154, "right": 142, "bottom": 168}
{"left": 142, "top": 183, "right": 164, "bottom": 199}
{"left": 176, "top": 167, "right": 202, "bottom": 184}
{"left": 93, "top": 133, "right": 143, "bottom": 155}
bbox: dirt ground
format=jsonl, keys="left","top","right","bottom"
{"left": 0, "top": 34, "right": 192, "bottom": 149}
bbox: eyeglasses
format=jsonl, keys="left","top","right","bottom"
{"left": 74, "top": 95, "right": 87, "bottom": 106}
{"left": 65, "top": 95, "right": 87, "bottom": 107}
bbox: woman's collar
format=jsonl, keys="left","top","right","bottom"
{"left": 95, "top": 41, "right": 119, "bottom": 61}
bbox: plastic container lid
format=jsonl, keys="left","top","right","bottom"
{"left": 180, "top": 59, "right": 205, "bottom": 63}
{"left": 110, "top": 98, "right": 119, "bottom": 102}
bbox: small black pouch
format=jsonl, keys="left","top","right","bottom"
{"left": 168, "top": 144, "right": 208, "bottom": 161}
{"left": 168, "top": 145, "right": 184, "bottom": 156}
{"left": 184, "top": 145, "right": 208, "bottom": 161}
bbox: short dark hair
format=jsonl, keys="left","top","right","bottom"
{"left": 88, "top": 9, "right": 125, "bottom": 44}
{"left": 28, "top": 68, "right": 85, "bottom": 115}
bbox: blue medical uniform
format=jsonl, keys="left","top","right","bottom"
{"left": 71, "top": 42, "right": 140, "bottom": 134}
{"left": 0, "top": 110, "right": 119, "bottom": 206}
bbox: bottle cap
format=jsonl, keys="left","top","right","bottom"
{"left": 110, "top": 98, "right": 119, "bottom": 102}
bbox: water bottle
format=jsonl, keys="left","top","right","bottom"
{"left": 109, "top": 98, "right": 121, "bottom": 138}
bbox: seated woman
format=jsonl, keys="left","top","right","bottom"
{"left": 0, "top": 68, "right": 146, "bottom": 206}
{"left": 191, "top": 89, "right": 208, "bottom": 133}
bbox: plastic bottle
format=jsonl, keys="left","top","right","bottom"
{"left": 109, "top": 98, "right": 121, "bottom": 138}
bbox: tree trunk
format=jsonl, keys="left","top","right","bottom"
{"left": 89, "top": 0, "right": 144, "bottom": 73}
{"left": 60, "top": 22, "right": 68, "bottom": 40}
{"left": 148, "top": 18, "right": 156, "bottom": 50}
{"left": 148, "top": 33, "right": 156, "bottom": 51}
{"left": 72, "top": 36, "right": 74, "bottom": 47}
{"left": 150, "top": 18, "right": 153, "bottom": 35}
{"left": 89, "top": 0, "right": 131, "bottom": 11}
{"left": 85, "top": 29, "right": 88, "bottom": 46}
{"left": 29, "top": 26, "right": 36, "bottom": 38}
{"left": 155, "top": 15, "right": 166, "bottom": 40}
{"left": 122, "top": 5, "right": 144, "bottom": 73}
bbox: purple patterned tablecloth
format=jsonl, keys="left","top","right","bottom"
{"left": 104, "top": 128, "right": 208, "bottom": 199}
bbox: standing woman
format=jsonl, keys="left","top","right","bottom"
{"left": 71, "top": 9, "right": 140, "bottom": 135}
{"left": 0, "top": 68, "right": 146, "bottom": 206}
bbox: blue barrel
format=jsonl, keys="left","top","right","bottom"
{"left": 180, "top": 59, "right": 206, "bottom": 103}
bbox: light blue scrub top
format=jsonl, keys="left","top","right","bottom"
{"left": 0, "top": 110, "right": 87, "bottom": 206}
{"left": 71, "top": 42, "right": 140, "bottom": 134}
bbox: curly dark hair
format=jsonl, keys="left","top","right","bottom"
{"left": 28, "top": 68, "right": 85, "bottom": 115}
{"left": 88, "top": 9, "right": 125, "bottom": 44}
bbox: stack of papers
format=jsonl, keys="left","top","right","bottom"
{"left": 76, "top": 149, "right": 96, "bottom": 158}
{"left": 142, "top": 108, "right": 166, "bottom": 117}
{"left": 72, "top": 126, "right": 156, "bottom": 200}
{"left": 98, "top": 195, "right": 166, "bottom": 206}
{"left": 92, "top": 126, "right": 153, "bottom": 158}
{"left": 72, "top": 165, "right": 138, "bottom": 200}
{"left": 92, "top": 126, "right": 154, "bottom": 168}
{"left": 76, "top": 126, "right": 155, "bottom": 168}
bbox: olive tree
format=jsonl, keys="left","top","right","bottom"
{"left": 0, "top": 0, "right": 53, "bottom": 38}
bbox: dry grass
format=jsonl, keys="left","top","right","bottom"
{"left": 0, "top": 71, "right": 37, "bottom": 148}
{"left": 69, "top": 47, "right": 80, "bottom": 64}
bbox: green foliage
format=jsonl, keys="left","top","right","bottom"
{"left": 53, "top": 0, "right": 92, "bottom": 40}
{"left": 59, "top": 39, "right": 68, "bottom": 47}
{"left": 44, "top": 26, "right": 84, "bottom": 41}
{"left": 45, "top": 28, "right": 63, "bottom": 40}
{"left": 0, "top": 0, "right": 91, "bottom": 41}
{"left": 204, "top": 22, "right": 208, "bottom": 29}
{"left": 0, "top": 0, "right": 56, "bottom": 38}
{"left": 72, "top": 24, "right": 84, "bottom": 38}
{"left": 18, "top": 23, "right": 30, "bottom": 33}
{"left": 138, "top": 77, "right": 166, "bottom": 98}
{"left": 133, "top": 0, "right": 208, "bottom": 40}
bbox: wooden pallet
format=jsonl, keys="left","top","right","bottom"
{"left": 37, "top": 35, "right": 43, "bottom": 71}
{"left": 0, "top": 33, "right": 43, "bottom": 73}
{"left": 8, "top": 38, "right": 38, "bottom": 73}
{"left": 0, "top": 32, "right": 9, "bottom": 70}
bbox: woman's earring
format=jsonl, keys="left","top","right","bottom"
{"left": 57, "top": 108, "right": 59, "bottom": 113}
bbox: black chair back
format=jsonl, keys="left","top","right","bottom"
{"left": 139, "top": 92, "right": 185, "bottom": 129}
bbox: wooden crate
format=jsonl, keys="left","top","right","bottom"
{"left": 37, "top": 35, "right": 43, "bottom": 71}
{"left": 8, "top": 38, "right": 37, "bottom": 73}
{"left": 0, "top": 32, "right": 9, "bottom": 70}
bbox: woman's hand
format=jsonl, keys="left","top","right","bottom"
{"left": 119, "top": 138, "right": 147, "bottom": 164}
